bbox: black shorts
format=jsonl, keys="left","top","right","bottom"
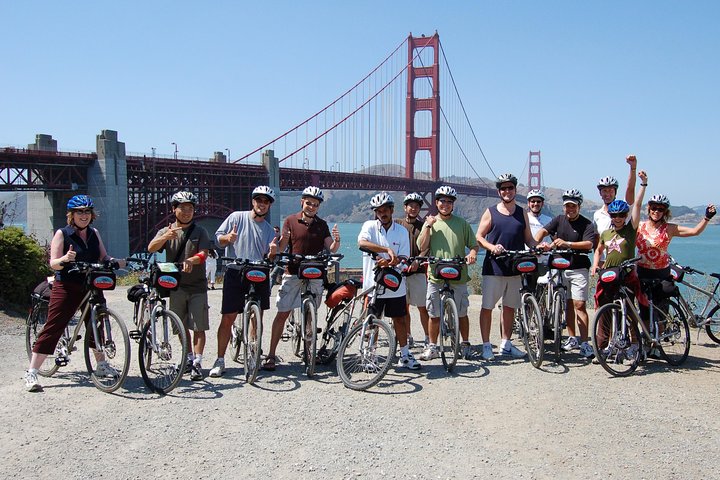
{"left": 221, "top": 266, "right": 271, "bottom": 313}
{"left": 372, "top": 295, "right": 407, "bottom": 319}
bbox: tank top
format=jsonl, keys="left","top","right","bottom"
{"left": 637, "top": 221, "right": 671, "bottom": 270}
{"left": 57, "top": 225, "right": 101, "bottom": 283}
{"left": 482, "top": 205, "right": 526, "bottom": 276}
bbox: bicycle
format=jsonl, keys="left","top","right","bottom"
{"left": 276, "top": 251, "right": 344, "bottom": 377}
{"left": 668, "top": 257, "right": 720, "bottom": 344}
{"left": 336, "top": 248, "right": 399, "bottom": 390}
{"left": 591, "top": 257, "right": 690, "bottom": 377}
{"left": 25, "top": 261, "right": 131, "bottom": 393}
{"left": 315, "top": 278, "right": 363, "bottom": 365}
{"left": 535, "top": 249, "right": 576, "bottom": 362}
{"left": 495, "top": 249, "right": 544, "bottom": 368}
{"left": 220, "top": 256, "right": 273, "bottom": 384}
{"left": 125, "top": 257, "right": 188, "bottom": 394}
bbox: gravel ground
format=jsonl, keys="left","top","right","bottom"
{"left": 2, "top": 286, "right": 719, "bottom": 479}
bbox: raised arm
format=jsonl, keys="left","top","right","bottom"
{"left": 631, "top": 170, "right": 647, "bottom": 229}
{"left": 673, "top": 204, "right": 717, "bottom": 238}
{"left": 624, "top": 155, "right": 637, "bottom": 205}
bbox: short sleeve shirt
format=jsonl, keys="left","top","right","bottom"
{"left": 153, "top": 223, "right": 211, "bottom": 294}
{"left": 215, "top": 211, "right": 275, "bottom": 261}
{"left": 282, "top": 212, "right": 331, "bottom": 274}
{"left": 599, "top": 223, "right": 637, "bottom": 268}
{"left": 358, "top": 220, "right": 409, "bottom": 298}
{"left": 542, "top": 214, "right": 597, "bottom": 269}
{"left": 421, "top": 215, "right": 477, "bottom": 284}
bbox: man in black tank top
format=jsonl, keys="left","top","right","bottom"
{"left": 476, "top": 174, "right": 538, "bottom": 361}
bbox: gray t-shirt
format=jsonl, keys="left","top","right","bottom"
{"left": 152, "top": 223, "right": 211, "bottom": 294}
{"left": 215, "top": 210, "right": 275, "bottom": 261}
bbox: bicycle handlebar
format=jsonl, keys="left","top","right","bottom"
{"left": 669, "top": 257, "right": 704, "bottom": 276}
{"left": 63, "top": 260, "right": 120, "bottom": 273}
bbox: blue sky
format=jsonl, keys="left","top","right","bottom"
{"left": 1, "top": 1, "right": 718, "bottom": 206}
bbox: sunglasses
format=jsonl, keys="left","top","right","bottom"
{"left": 609, "top": 213, "right": 628, "bottom": 219}
{"left": 73, "top": 209, "right": 93, "bottom": 215}
{"left": 437, "top": 198, "right": 455, "bottom": 204}
{"left": 499, "top": 186, "right": 515, "bottom": 192}
{"left": 649, "top": 205, "right": 666, "bottom": 212}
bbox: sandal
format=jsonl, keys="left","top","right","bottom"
{"left": 262, "top": 355, "right": 277, "bottom": 371}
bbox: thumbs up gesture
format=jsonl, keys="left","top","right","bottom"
{"left": 165, "top": 223, "right": 181, "bottom": 241}
{"left": 64, "top": 245, "right": 76, "bottom": 263}
{"left": 269, "top": 235, "right": 278, "bottom": 257}
{"left": 331, "top": 223, "right": 340, "bottom": 243}
{"left": 226, "top": 224, "right": 239, "bottom": 244}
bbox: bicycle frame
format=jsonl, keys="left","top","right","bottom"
{"left": 676, "top": 276, "right": 720, "bottom": 329}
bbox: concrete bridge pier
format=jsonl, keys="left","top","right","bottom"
{"left": 263, "top": 149, "right": 280, "bottom": 229}
{"left": 26, "top": 134, "right": 65, "bottom": 246}
{"left": 90, "top": 130, "right": 130, "bottom": 258}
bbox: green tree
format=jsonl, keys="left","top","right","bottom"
{"left": 0, "top": 227, "right": 51, "bottom": 308}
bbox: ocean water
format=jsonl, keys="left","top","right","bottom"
{"left": 334, "top": 222, "right": 720, "bottom": 274}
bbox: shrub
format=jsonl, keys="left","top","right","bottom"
{"left": 0, "top": 227, "right": 51, "bottom": 308}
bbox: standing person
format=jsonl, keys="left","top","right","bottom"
{"left": 534, "top": 189, "right": 598, "bottom": 358}
{"left": 395, "top": 192, "right": 430, "bottom": 348}
{"left": 417, "top": 186, "right": 479, "bottom": 361}
{"left": 476, "top": 174, "right": 538, "bottom": 361}
{"left": 24, "top": 195, "right": 127, "bottom": 392}
{"left": 148, "top": 191, "right": 210, "bottom": 381}
{"left": 206, "top": 249, "right": 218, "bottom": 290}
{"left": 593, "top": 155, "right": 638, "bottom": 249}
{"left": 264, "top": 186, "right": 340, "bottom": 371}
{"left": 360, "top": 193, "right": 419, "bottom": 370}
{"left": 208, "top": 186, "right": 277, "bottom": 378}
{"left": 526, "top": 189, "right": 552, "bottom": 243}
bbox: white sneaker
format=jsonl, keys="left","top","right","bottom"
{"left": 625, "top": 344, "right": 640, "bottom": 361}
{"left": 561, "top": 336, "right": 580, "bottom": 351}
{"left": 397, "top": 353, "right": 421, "bottom": 370}
{"left": 95, "top": 361, "right": 119, "bottom": 378}
{"left": 579, "top": 341, "right": 595, "bottom": 359}
{"left": 24, "top": 371, "right": 42, "bottom": 392}
{"left": 209, "top": 358, "right": 225, "bottom": 377}
{"left": 480, "top": 344, "right": 495, "bottom": 361}
{"left": 500, "top": 343, "right": 527, "bottom": 359}
{"left": 420, "top": 345, "right": 439, "bottom": 360}
{"left": 190, "top": 363, "right": 204, "bottom": 381}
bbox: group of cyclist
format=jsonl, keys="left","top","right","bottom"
{"left": 23, "top": 154, "right": 717, "bottom": 391}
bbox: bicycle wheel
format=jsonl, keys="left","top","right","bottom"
{"left": 336, "top": 315, "right": 396, "bottom": 391}
{"left": 290, "top": 308, "right": 302, "bottom": 358}
{"left": 138, "top": 309, "right": 188, "bottom": 394}
{"left": 84, "top": 308, "right": 131, "bottom": 393}
{"left": 230, "top": 317, "right": 243, "bottom": 363}
{"left": 552, "top": 291, "right": 565, "bottom": 362}
{"left": 243, "top": 302, "right": 263, "bottom": 384}
{"left": 439, "top": 297, "right": 460, "bottom": 372}
{"left": 302, "top": 299, "right": 318, "bottom": 377}
{"left": 655, "top": 299, "right": 690, "bottom": 366}
{"left": 591, "top": 303, "right": 641, "bottom": 377}
{"left": 25, "top": 306, "right": 60, "bottom": 377}
{"left": 705, "top": 305, "right": 720, "bottom": 344}
{"left": 521, "top": 293, "right": 544, "bottom": 368}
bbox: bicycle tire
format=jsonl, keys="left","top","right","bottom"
{"left": 302, "top": 299, "right": 318, "bottom": 377}
{"left": 439, "top": 297, "right": 460, "bottom": 372}
{"left": 138, "top": 309, "right": 188, "bottom": 394}
{"left": 230, "top": 317, "right": 243, "bottom": 363}
{"left": 83, "top": 308, "right": 130, "bottom": 393}
{"left": 552, "top": 291, "right": 565, "bottom": 362}
{"left": 705, "top": 304, "right": 720, "bottom": 344}
{"left": 25, "top": 306, "right": 60, "bottom": 377}
{"left": 591, "top": 303, "right": 641, "bottom": 377}
{"left": 243, "top": 302, "right": 263, "bottom": 384}
{"left": 521, "top": 293, "right": 544, "bottom": 368}
{"left": 291, "top": 308, "right": 302, "bottom": 358}
{"left": 336, "top": 315, "right": 396, "bottom": 391}
{"left": 655, "top": 299, "right": 690, "bottom": 366}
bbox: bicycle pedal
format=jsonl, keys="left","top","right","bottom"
{"left": 55, "top": 356, "right": 69, "bottom": 367}
{"left": 280, "top": 333, "right": 290, "bottom": 342}
{"left": 129, "top": 330, "right": 142, "bottom": 340}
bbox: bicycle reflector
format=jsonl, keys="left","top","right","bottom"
{"left": 434, "top": 262, "right": 461, "bottom": 280}
{"left": 549, "top": 254, "right": 572, "bottom": 270}
{"left": 91, "top": 274, "right": 116, "bottom": 290}
{"left": 599, "top": 268, "right": 620, "bottom": 284}
{"left": 157, "top": 275, "right": 179, "bottom": 289}
{"left": 512, "top": 256, "right": 538, "bottom": 274}
{"left": 245, "top": 269, "right": 268, "bottom": 283}
{"left": 298, "top": 262, "right": 324, "bottom": 280}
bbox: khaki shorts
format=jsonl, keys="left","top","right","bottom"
{"left": 481, "top": 275, "right": 522, "bottom": 310}
{"left": 405, "top": 272, "right": 428, "bottom": 307}
{"left": 562, "top": 268, "right": 590, "bottom": 301}
{"left": 426, "top": 282, "right": 469, "bottom": 318}
{"left": 276, "top": 275, "right": 324, "bottom": 312}
{"left": 169, "top": 289, "right": 210, "bottom": 331}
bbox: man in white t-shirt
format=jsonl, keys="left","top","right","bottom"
{"left": 593, "top": 155, "right": 638, "bottom": 240}
{"left": 526, "top": 189, "right": 552, "bottom": 242}
{"left": 358, "top": 192, "right": 419, "bottom": 370}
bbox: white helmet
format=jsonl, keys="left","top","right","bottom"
{"left": 171, "top": 191, "right": 198, "bottom": 207}
{"left": 301, "top": 186, "right": 324, "bottom": 202}
{"left": 527, "top": 189, "right": 545, "bottom": 201}
{"left": 495, "top": 173, "right": 518, "bottom": 189}
{"left": 597, "top": 176, "right": 619, "bottom": 189}
{"left": 562, "top": 189, "right": 583, "bottom": 205}
{"left": 648, "top": 194, "right": 670, "bottom": 207}
{"left": 251, "top": 185, "right": 276, "bottom": 203}
{"left": 435, "top": 185, "right": 457, "bottom": 200}
{"left": 403, "top": 192, "right": 423, "bottom": 206}
{"left": 370, "top": 192, "right": 394, "bottom": 210}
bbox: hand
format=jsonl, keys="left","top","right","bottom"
{"left": 64, "top": 245, "right": 76, "bottom": 263}
{"left": 182, "top": 259, "right": 194, "bottom": 273}
{"left": 706, "top": 205, "right": 716, "bottom": 220}
{"left": 626, "top": 155, "right": 637, "bottom": 169}
{"left": 165, "top": 224, "right": 182, "bottom": 241}
{"left": 408, "top": 260, "right": 419, "bottom": 273}
{"left": 226, "top": 224, "right": 238, "bottom": 244}
{"left": 386, "top": 248, "right": 398, "bottom": 266}
{"left": 491, "top": 244, "right": 505, "bottom": 255}
{"left": 591, "top": 266, "right": 597, "bottom": 276}
{"left": 638, "top": 170, "right": 648, "bottom": 184}
{"left": 424, "top": 215, "right": 436, "bottom": 228}
{"left": 268, "top": 236, "right": 278, "bottom": 256}
{"left": 538, "top": 242, "right": 551, "bottom": 252}
{"left": 331, "top": 224, "right": 340, "bottom": 243}
{"left": 465, "top": 252, "right": 477, "bottom": 265}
